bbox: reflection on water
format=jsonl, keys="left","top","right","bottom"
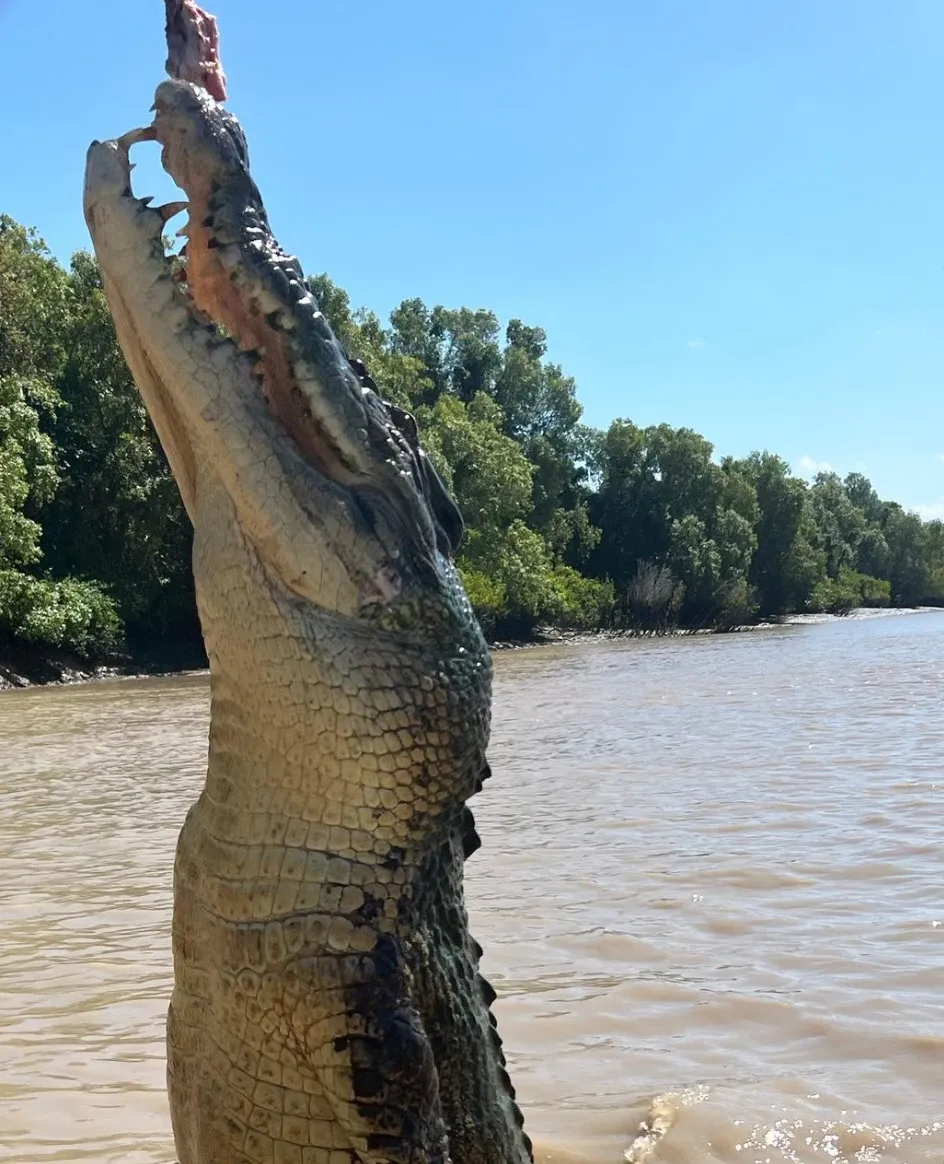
{"left": 2, "top": 614, "right": 944, "bottom": 1162}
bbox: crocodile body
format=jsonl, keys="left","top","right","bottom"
{"left": 82, "top": 33, "right": 532, "bottom": 1164}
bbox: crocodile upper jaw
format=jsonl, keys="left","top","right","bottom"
{"left": 84, "top": 80, "right": 459, "bottom": 623}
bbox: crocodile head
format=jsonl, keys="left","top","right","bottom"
{"left": 83, "top": 80, "right": 481, "bottom": 663}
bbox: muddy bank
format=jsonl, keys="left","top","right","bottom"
{"left": 0, "top": 627, "right": 731, "bottom": 687}
{"left": 500, "top": 605, "right": 940, "bottom": 650}
{"left": 2, "top": 607, "right": 938, "bottom": 689}
{"left": 488, "top": 624, "right": 750, "bottom": 651}
{"left": 0, "top": 639, "right": 208, "bottom": 691}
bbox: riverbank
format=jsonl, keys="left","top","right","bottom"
{"left": 0, "top": 624, "right": 771, "bottom": 687}
{"left": 0, "top": 639, "right": 208, "bottom": 691}
{"left": 3, "top": 606, "right": 939, "bottom": 690}
{"left": 493, "top": 604, "right": 942, "bottom": 651}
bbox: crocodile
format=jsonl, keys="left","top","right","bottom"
{"left": 82, "top": 11, "right": 533, "bottom": 1164}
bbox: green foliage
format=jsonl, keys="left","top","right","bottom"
{"left": 40, "top": 251, "right": 195, "bottom": 637}
{"left": 0, "top": 218, "right": 65, "bottom": 570}
{"left": 544, "top": 567, "right": 615, "bottom": 630}
{"left": 1, "top": 211, "right": 942, "bottom": 658}
{"left": 459, "top": 522, "right": 612, "bottom": 635}
{"left": 857, "top": 573, "right": 892, "bottom": 607}
{"left": 712, "top": 576, "right": 759, "bottom": 630}
{"left": 0, "top": 375, "right": 56, "bottom": 568}
{"left": 419, "top": 393, "right": 533, "bottom": 529}
{"left": 0, "top": 218, "right": 126, "bottom": 660}
{"left": 0, "top": 570, "right": 122, "bottom": 656}
{"left": 460, "top": 520, "right": 554, "bottom": 635}
{"left": 881, "top": 506, "right": 929, "bottom": 605}
{"left": 809, "top": 569, "right": 891, "bottom": 614}
{"left": 458, "top": 569, "right": 507, "bottom": 630}
{"left": 623, "top": 560, "right": 684, "bottom": 630}
{"left": 735, "top": 452, "right": 824, "bottom": 614}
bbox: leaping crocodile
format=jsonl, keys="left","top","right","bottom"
{"left": 82, "top": 5, "right": 533, "bottom": 1163}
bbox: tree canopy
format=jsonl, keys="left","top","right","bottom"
{"left": 1, "top": 212, "right": 942, "bottom": 659}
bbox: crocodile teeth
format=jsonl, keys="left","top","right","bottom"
{"left": 117, "top": 126, "right": 157, "bottom": 151}
{"left": 156, "top": 201, "right": 189, "bottom": 224}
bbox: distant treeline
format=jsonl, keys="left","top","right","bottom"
{"left": 2, "top": 212, "right": 942, "bottom": 661}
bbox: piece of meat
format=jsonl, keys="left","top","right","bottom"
{"left": 164, "top": 0, "right": 227, "bottom": 102}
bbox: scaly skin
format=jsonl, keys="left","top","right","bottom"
{"left": 83, "top": 78, "right": 532, "bottom": 1164}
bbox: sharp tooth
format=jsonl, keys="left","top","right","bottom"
{"left": 139, "top": 196, "right": 154, "bottom": 207}
{"left": 267, "top": 310, "right": 295, "bottom": 332}
{"left": 118, "top": 126, "right": 156, "bottom": 151}
{"left": 156, "top": 201, "right": 189, "bottom": 223}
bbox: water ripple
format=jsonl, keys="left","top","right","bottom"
{"left": 2, "top": 617, "right": 944, "bottom": 1161}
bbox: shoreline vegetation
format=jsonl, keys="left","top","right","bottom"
{"left": 2, "top": 607, "right": 939, "bottom": 691}
{"left": 5, "top": 214, "right": 944, "bottom": 686}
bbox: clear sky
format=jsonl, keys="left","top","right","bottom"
{"left": 1, "top": 1, "right": 942, "bottom": 513}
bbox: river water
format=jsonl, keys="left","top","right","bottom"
{"left": 1, "top": 612, "right": 943, "bottom": 1163}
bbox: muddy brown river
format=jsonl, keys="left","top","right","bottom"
{"left": 1, "top": 612, "right": 943, "bottom": 1163}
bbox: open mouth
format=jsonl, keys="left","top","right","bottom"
{"left": 111, "top": 86, "right": 380, "bottom": 491}
{"left": 85, "top": 77, "right": 462, "bottom": 597}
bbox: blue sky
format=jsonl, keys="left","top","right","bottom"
{"left": 1, "top": 1, "right": 942, "bottom": 513}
